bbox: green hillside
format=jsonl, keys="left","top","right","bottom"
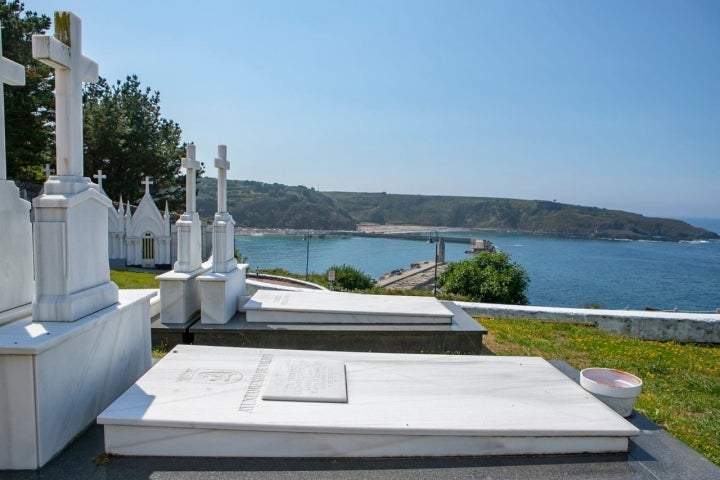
{"left": 196, "top": 178, "right": 718, "bottom": 242}
{"left": 325, "top": 191, "right": 718, "bottom": 242}
{"left": 197, "top": 178, "right": 355, "bottom": 230}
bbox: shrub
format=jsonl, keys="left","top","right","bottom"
{"left": 437, "top": 251, "right": 529, "bottom": 305}
{"left": 326, "top": 264, "right": 373, "bottom": 291}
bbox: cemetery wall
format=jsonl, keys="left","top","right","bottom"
{"left": 457, "top": 302, "right": 720, "bottom": 344}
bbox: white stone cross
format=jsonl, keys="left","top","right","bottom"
{"left": 0, "top": 21, "right": 26, "bottom": 180}
{"left": 214, "top": 145, "right": 229, "bottom": 213}
{"left": 142, "top": 175, "right": 153, "bottom": 196}
{"left": 93, "top": 169, "right": 106, "bottom": 189}
{"left": 32, "top": 11, "right": 98, "bottom": 177}
{"left": 182, "top": 144, "right": 201, "bottom": 213}
{"left": 44, "top": 163, "right": 54, "bottom": 179}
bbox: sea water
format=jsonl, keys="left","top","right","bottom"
{"left": 234, "top": 218, "right": 720, "bottom": 312}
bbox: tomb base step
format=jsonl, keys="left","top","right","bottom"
{"left": 244, "top": 290, "right": 454, "bottom": 324}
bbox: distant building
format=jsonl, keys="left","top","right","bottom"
{"left": 103, "top": 175, "right": 211, "bottom": 269}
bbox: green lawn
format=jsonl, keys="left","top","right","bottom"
{"left": 110, "top": 269, "right": 159, "bottom": 289}
{"left": 480, "top": 317, "right": 720, "bottom": 467}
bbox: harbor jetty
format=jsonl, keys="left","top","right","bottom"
{"left": 376, "top": 260, "right": 447, "bottom": 291}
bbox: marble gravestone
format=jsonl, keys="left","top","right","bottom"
{"left": 199, "top": 145, "right": 249, "bottom": 324}
{"left": 157, "top": 144, "right": 211, "bottom": 324}
{"left": 175, "top": 144, "right": 203, "bottom": 273}
{"left": 0, "top": 21, "right": 34, "bottom": 326}
{"left": 0, "top": 12, "right": 152, "bottom": 470}
{"left": 99, "top": 345, "right": 640, "bottom": 458}
{"left": 31, "top": 11, "right": 118, "bottom": 322}
{"left": 93, "top": 168, "right": 107, "bottom": 192}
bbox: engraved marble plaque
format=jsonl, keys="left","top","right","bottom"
{"left": 262, "top": 358, "right": 347, "bottom": 403}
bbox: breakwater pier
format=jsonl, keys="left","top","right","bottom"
{"left": 350, "top": 231, "right": 475, "bottom": 244}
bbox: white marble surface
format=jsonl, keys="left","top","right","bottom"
{"left": 32, "top": 11, "right": 97, "bottom": 177}
{"left": 245, "top": 290, "right": 454, "bottom": 324}
{"left": 30, "top": 11, "right": 116, "bottom": 323}
{"left": 211, "top": 145, "right": 238, "bottom": 273}
{"left": 173, "top": 212, "right": 203, "bottom": 273}
{"left": 32, "top": 183, "right": 118, "bottom": 322}
{"left": 99, "top": 345, "right": 638, "bottom": 458}
{"left": 0, "top": 182, "right": 34, "bottom": 322}
{"left": 198, "top": 264, "right": 248, "bottom": 324}
{"left": 157, "top": 262, "right": 211, "bottom": 324}
{"left": 174, "top": 144, "right": 203, "bottom": 273}
{"left": 211, "top": 213, "right": 238, "bottom": 273}
{"left": 263, "top": 358, "right": 347, "bottom": 403}
{"left": 0, "top": 290, "right": 153, "bottom": 469}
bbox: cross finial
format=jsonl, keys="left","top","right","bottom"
{"left": 93, "top": 169, "right": 106, "bottom": 189}
{"left": 0, "top": 21, "right": 26, "bottom": 180}
{"left": 214, "top": 145, "right": 230, "bottom": 213}
{"left": 214, "top": 145, "right": 230, "bottom": 172}
{"left": 141, "top": 175, "right": 153, "bottom": 196}
{"left": 181, "top": 144, "right": 200, "bottom": 213}
{"left": 32, "top": 12, "right": 98, "bottom": 177}
{"left": 43, "top": 163, "right": 54, "bottom": 179}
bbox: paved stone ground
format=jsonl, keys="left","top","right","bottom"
{"left": 3, "top": 362, "right": 719, "bottom": 480}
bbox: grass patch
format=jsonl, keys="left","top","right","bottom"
{"left": 151, "top": 342, "right": 171, "bottom": 359}
{"left": 93, "top": 452, "right": 115, "bottom": 465}
{"left": 110, "top": 269, "right": 160, "bottom": 289}
{"left": 480, "top": 317, "right": 720, "bottom": 467}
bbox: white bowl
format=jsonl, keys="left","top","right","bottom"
{"left": 580, "top": 368, "right": 643, "bottom": 417}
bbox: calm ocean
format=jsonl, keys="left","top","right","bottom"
{"left": 234, "top": 218, "right": 720, "bottom": 312}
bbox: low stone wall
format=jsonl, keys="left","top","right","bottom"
{"left": 457, "top": 302, "right": 720, "bottom": 344}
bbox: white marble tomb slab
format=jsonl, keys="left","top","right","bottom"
{"left": 99, "top": 345, "right": 639, "bottom": 458}
{"left": 0, "top": 290, "right": 153, "bottom": 469}
{"left": 244, "top": 290, "right": 454, "bottom": 324}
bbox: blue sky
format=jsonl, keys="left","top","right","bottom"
{"left": 23, "top": 1, "right": 720, "bottom": 218}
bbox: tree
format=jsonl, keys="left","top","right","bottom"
{"left": 437, "top": 251, "right": 530, "bottom": 305}
{"left": 326, "top": 264, "right": 373, "bottom": 291}
{"left": 82, "top": 75, "right": 189, "bottom": 211}
{"left": 2, "top": 2, "right": 54, "bottom": 182}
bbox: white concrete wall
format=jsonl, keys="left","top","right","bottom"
{"left": 457, "top": 302, "right": 720, "bottom": 344}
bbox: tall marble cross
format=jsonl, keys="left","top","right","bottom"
{"left": 142, "top": 175, "right": 153, "bottom": 196}
{"left": 214, "top": 145, "right": 229, "bottom": 213}
{"left": 44, "top": 163, "right": 54, "bottom": 179}
{"left": 182, "top": 144, "right": 201, "bottom": 213}
{"left": 93, "top": 169, "right": 106, "bottom": 189}
{"left": 0, "top": 21, "right": 26, "bottom": 180}
{"left": 32, "top": 11, "right": 98, "bottom": 177}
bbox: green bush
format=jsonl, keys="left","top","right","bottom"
{"left": 326, "top": 264, "right": 373, "bottom": 291}
{"left": 437, "top": 251, "right": 529, "bottom": 305}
